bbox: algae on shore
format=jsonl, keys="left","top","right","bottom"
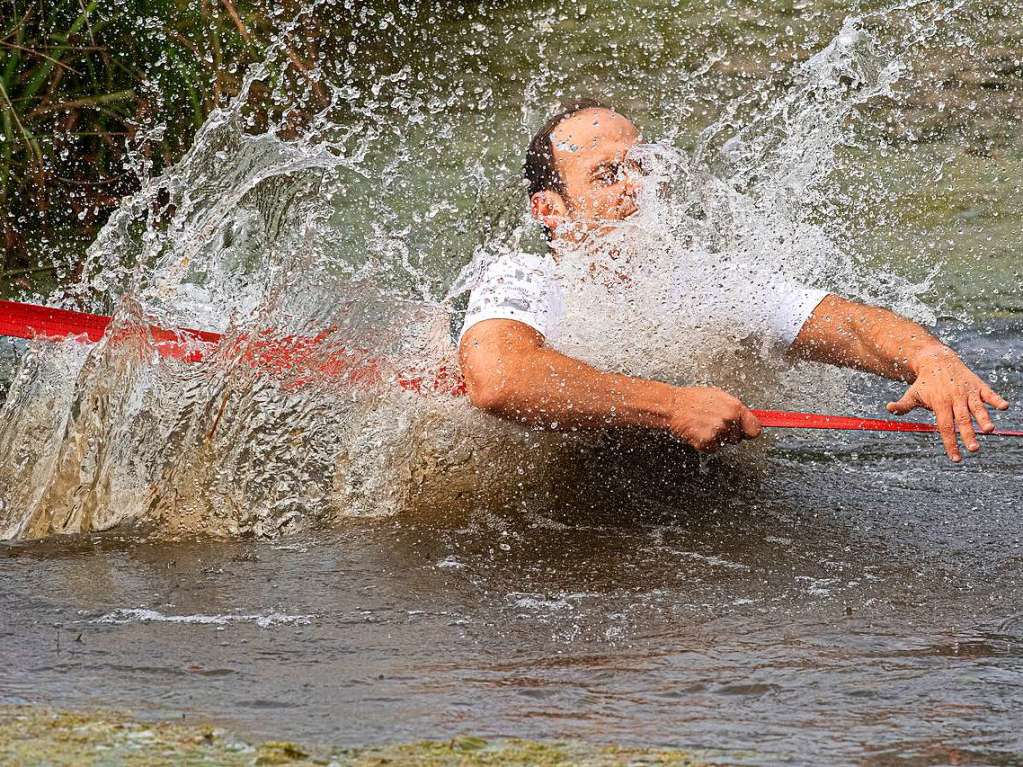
{"left": 0, "top": 706, "right": 713, "bottom": 766}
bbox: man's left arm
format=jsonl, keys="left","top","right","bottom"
{"left": 790, "top": 294, "right": 1009, "bottom": 462}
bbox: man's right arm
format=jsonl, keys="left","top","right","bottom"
{"left": 458, "top": 319, "right": 762, "bottom": 452}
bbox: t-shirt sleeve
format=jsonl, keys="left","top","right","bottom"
{"left": 458, "top": 252, "right": 558, "bottom": 342}
{"left": 761, "top": 282, "right": 831, "bottom": 349}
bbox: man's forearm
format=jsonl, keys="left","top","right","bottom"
{"left": 792, "top": 295, "right": 947, "bottom": 382}
{"left": 791, "top": 294, "right": 1008, "bottom": 461}
{"left": 468, "top": 344, "right": 677, "bottom": 430}
{"left": 460, "top": 320, "right": 764, "bottom": 450}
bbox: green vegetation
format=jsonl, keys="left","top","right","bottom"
{"left": 0, "top": 706, "right": 714, "bottom": 766}
{"left": 0, "top": 0, "right": 272, "bottom": 295}
{"left": 2, "top": 0, "right": 1019, "bottom": 311}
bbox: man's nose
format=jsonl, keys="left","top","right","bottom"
{"left": 623, "top": 171, "right": 641, "bottom": 197}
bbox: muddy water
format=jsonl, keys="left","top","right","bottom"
{"left": 3, "top": 1, "right": 1023, "bottom": 763}
{"left": 3, "top": 322, "right": 1022, "bottom": 765}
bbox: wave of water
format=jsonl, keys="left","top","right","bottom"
{"left": 0, "top": 1, "right": 984, "bottom": 540}
{"left": 89, "top": 608, "right": 315, "bottom": 629}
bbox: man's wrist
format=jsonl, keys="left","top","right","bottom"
{"left": 614, "top": 378, "right": 678, "bottom": 431}
{"left": 906, "top": 342, "right": 957, "bottom": 379}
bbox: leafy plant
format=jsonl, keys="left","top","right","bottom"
{"left": 0, "top": 0, "right": 270, "bottom": 295}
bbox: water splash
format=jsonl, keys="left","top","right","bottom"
{"left": 89, "top": 608, "right": 315, "bottom": 629}
{"left": 0, "top": 0, "right": 996, "bottom": 540}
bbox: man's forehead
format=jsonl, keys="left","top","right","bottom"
{"left": 550, "top": 109, "right": 638, "bottom": 162}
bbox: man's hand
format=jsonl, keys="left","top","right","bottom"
{"left": 887, "top": 346, "right": 1010, "bottom": 462}
{"left": 667, "top": 386, "right": 762, "bottom": 452}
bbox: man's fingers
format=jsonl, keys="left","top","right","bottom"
{"left": 953, "top": 398, "right": 979, "bottom": 453}
{"left": 968, "top": 392, "right": 995, "bottom": 433}
{"left": 887, "top": 390, "right": 919, "bottom": 415}
{"left": 719, "top": 426, "right": 744, "bottom": 446}
{"left": 935, "top": 408, "right": 961, "bottom": 463}
{"left": 981, "top": 386, "right": 1010, "bottom": 411}
{"left": 710, "top": 407, "right": 760, "bottom": 448}
{"left": 740, "top": 408, "right": 762, "bottom": 439}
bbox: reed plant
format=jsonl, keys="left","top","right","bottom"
{"left": 0, "top": 0, "right": 270, "bottom": 295}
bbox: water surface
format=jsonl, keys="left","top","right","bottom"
{"left": 2, "top": 2, "right": 1022, "bottom": 763}
{"left": 3, "top": 323, "right": 1022, "bottom": 764}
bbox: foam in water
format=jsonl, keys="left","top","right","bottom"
{"left": 0, "top": 2, "right": 972, "bottom": 540}
{"left": 89, "top": 608, "right": 315, "bottom": 629}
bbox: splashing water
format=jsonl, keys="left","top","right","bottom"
{"left": 0, "top": 1, "right": 997, "bottom": 540}
{"left": 89, "top": 608, "right": 315, "bottom": 629}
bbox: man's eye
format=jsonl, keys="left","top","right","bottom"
{"left": 626, "top": 159, "right": 645, "bottom": 175}
{"left": 596, "top": 165, "right": 620, "bottom": 184}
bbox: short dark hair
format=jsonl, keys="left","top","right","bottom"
{"left": 524, "top": 99, "right": 619, "bottom": 199}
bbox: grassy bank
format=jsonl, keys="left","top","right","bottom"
{"left": 0, "top": 705, "right": 712, "bottom": 766}
{"left": 0, "top": 0, "right": 272, "bottom": 297}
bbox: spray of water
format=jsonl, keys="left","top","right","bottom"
{"left": 0, "top": 1, "right": 985, "bottom": 539}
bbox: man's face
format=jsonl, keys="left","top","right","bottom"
{"left": 531, "top": 108, "right": 642, "bottom": 237}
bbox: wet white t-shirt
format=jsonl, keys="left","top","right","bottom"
{"left": 461, "top": 252, "right": 564, "bottom": 340}
{"left": 459, "top": 250, "right": 829, "bottom": 369}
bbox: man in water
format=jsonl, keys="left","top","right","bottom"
{"left": 458, "top": 101, "right": 1009, "bottom": 462}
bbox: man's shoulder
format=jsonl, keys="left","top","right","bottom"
{"left": 483, "top": 249, "right": 551, "bottom": 274}
{"left": 461, "top": 249, "right": 560, "bottom": 342}
{"left": 473, "top": 249, "right": 554, "bottom": 290}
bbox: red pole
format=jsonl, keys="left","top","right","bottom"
{"left": 2, "top": 299, "right": 1020, "bottom": 437}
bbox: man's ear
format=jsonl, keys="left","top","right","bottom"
{"left": 530, "top": 190, "right": 568, "bottom": 234}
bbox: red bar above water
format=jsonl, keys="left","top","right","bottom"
{"left": 2, "top": 299, "right": 1019, "bottom": 436}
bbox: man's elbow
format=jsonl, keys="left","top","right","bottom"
{"left": 458, "top": 322, "right": 542, "bottom": 418}
{"left": 459, "top": 349, "right": 523, "bottom": 416}
{"left": 464, "top": 373, "right": 516, "bottom": 415}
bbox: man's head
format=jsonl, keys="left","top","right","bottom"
{"left": 524, "top": 100, "right": 641, "bottom": 239}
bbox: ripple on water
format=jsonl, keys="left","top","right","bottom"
{"left": 88, "top": 608, "right": 315, "bottom": 629}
